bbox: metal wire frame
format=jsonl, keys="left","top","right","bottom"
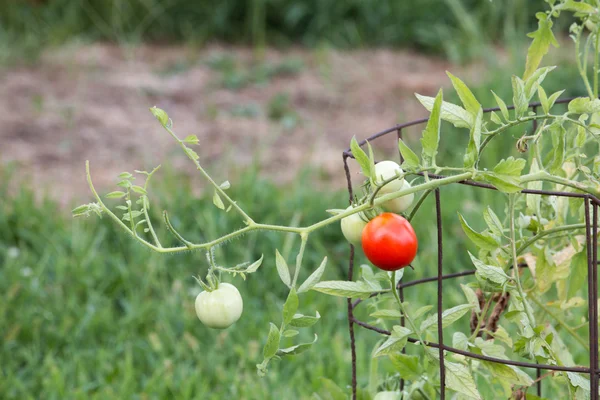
{"left": 342, "top": 98, "right": 600, "bottom": 399}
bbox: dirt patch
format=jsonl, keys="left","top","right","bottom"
{"left": 0, "top": 43, "right": 480, "bottom": 205}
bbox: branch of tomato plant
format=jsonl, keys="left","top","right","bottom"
{"left": 593, "top": 24, "right": 600, "bottom": 99}
{"left": 140, "top": 166, "right": 163, "bottom": 248}
{"left": 468, "top": 295, "right": 494, "bottom": 341}
{"left": 520, "top": 171, "right": 600, "bottom": 197}
{"left": 576, "top": 23, "right": 595, "bottom": 99}
{"left": 479, "top": 114, "right": 556, "bottom": 157}
{"left": 528, "top": 295, "right": 589, "bottom": 350}
{"left": 292, "top": 232, "right": 309, "bottom": 287}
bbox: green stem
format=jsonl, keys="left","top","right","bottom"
{"left": 390, "top": 272, "right": 427, "bottom": 347}
{"left": 292, "top": 232, "right": 308, "bottom": 287}
{"left": 529, "top": 295, "right": 589, "bottom": 350}
{"left": 576, "top": 26, "right": 595, "bottom": 99}
{"left": 479, "top": 115, "right": 555, "bottom": 157}
{"left": 509, "top": 195, "right": 536, "bottom": 326}
{"left": 593, "top": 28, "right": 599, "bottom": 99}
{"left": 407, "top": 189, "right": 433, "bottom": 222}
{"left": 521, "top": 170, "right": 600, "bottom": 197}
{"left": 142, "top": 166, "right": 162, "bottom": 248}
{"left": 516, "top": 223, "right": 586, "bottom": 255}
{"left": 469, "top": 296, "right": 493, "bottom": 342}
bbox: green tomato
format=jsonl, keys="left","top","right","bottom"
{"left": 195, "top": 282, "right": 243, "bottom": 329}
{"left": 341, "top": 206, "right": 368, "bottom": 246}
{"left": 373, "top": 391, "right": 401, "bottom": 400}
{"left": 374, "top": 161, "right": 404, "bottom": 194}
{"left": 380, "top": 180, "right": 414, "bottom": 213}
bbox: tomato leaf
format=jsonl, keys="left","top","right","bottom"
{"left": 183, "top": 134, "right": 199, "bottom": 145}
{"left": 548, "top": 122, "right": 566, "bottom": 174}
{"left": 289, "top": 311, "right": 321, "bottom": 328}
{"left": 389, "top": 353, "right": 422, "bottom": 381}
{"left": 444, "top": 360, "right": 482, "bottom": 399}
{"left": 415, "top": 93, "right": 472, "bottom": 129}
{"left": 282, "top": 288, "right": 299, "bottom": 325}
{"left": 311, "top": 280, "right": 377, "bottom": 299}
{"left": 350, "top": 136, "right": 373, "bottom": 180}
{"left": 524, "top": 66, "right": 555, "bottom": 101}
{"left": 275, "top": 249, "right": 292, "bottom": 288}
{"left": 398, "top": 138, "right": 420, "bottom": 169}
{"left": 370, "top": 309, "right": 402, "bottom": 319}
{"left": 458, "top": 212, "right": 499, "bottom": 251}
{"left": 297, "top": 256, "right": 327, "bottom": 293}
{"left": 469, "top": 252, "right": 512, "bottom": 289}
{"left": 460, "top": 284, "right": 481, "bottom": 313}
{"left": 263, "top": 323, "right": 281, "bottom": 359}
{"left": 277, "top": 334, "right": 318, "bottom": 356}
{"left": 463, "top": 107, "right": 483, "bottom": 168}
{"left": 491, "top": 91, "right": 510, "bottom": 121}
{"left": 523, "top": 14, "right": 558, "bottom": 81}
{"left": 106, "top": 191, "right": 127, "bottom": 199}
{"left": 149, "top": 106, "right": 169, "bottom": 126}
{"left": 483, "top": 207, "right": 503, "bottom": 237}
{"left": 482, "top": 361, "right": 534, "bottom": 386}
{"left": 420, "top": 89, "right": 443, "bottom": 168}
{"left": 568, "top": 97, "right": 600, "bottom": 114}
{"left": 512, "top": 75, "right": 528, "bottom": 118}
{"left": 212, "top": 190, "right": 225, "bottom": 210}
{"left": 447, "top": 72, "right": 481, "bottom": 116}
{"left": 557, "top": 0, "right": 596, "bottom": 13}
{"left": 419, "top": 304, "right": 472, "bottom": 332}
{"left": 567, "top": 247, "right": 588, "bottom": 298}
{"left": 373, "top": 325, "right": 411, "bottom": 357}
{"left": 538, "top": 85, "right": 550, "bottom": 115}
{"left": 481, "top": 172, "right": 522, "bottom": 193}
{"left": 494, "top": 157, "right": 526, "bottom": 177}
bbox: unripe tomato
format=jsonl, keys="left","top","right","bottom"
{"left": 341, "top": 206, "right": 368, "bottom": 246}
{"left": 380, "top": 180, "right": 414, "bottom": 213}
{"left": 195, "top": 282, "right": 243, "bottom": 329}
{"left": 373, "top": 391, "right": 401, "bottom": 400}
{"left": 374, "top": 161, "right": 404, "bottom": 194}
{"left": 362, "top": 213, "right": 418, "bottom": 271}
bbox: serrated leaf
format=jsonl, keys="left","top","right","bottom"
{"left": 482, "top": 361, "right": 533, "bottom": 386}
{"left": 524, "top": 67, "right": 555, "bottom": 100}
{"left": 213, "top": 190, "right": 225, "bottom": 210}
{"left": 106, "top": 191, "right": 127, "bottom": 199}
{"left": 420, "top": 304, "right": 472, "bottom": 332}
{"left": 482, "top": 172, "right": 522, "bottom": 193}
{"left": 523, "top": 15, "right": 558, "bottom": 81}
{"left": 463, "top": 107, "right": 483, "bottom": 168}
{"left": 445, "top": 360, "right": 482, "bottom": 399}
{"left": 421, "top": 89, "right": 443, "bottom": 167}
{"left": 149, "top": 106, "right": 169, "bottom": 126}
{"left": 494, "top": 157, "right": 526, "bottom": 177}
{"left": 548, "top": 89, "right": 565, "bottom": 110}
{"left": 549, "top": 123, "right": 566, "bottom": 174}
{"left": 398, "top": 139, "right": 420, "bottom": 169}
{"left": 370, "top": 309, "right": 402, "bottom": 319}
{"left": 558, "top": 0, "right": 596, "bottom": 13}
{"left": 568, "top": 247, "right": 588, "bottom": 298}
{"left": 350, "top": 136, "right": 373, "bottom": 180}
{"left": 277, "top": 334, "right": 318, "bottom": 356}
{"left": 491, "top": 91, "right": 510, "bottom": 121}
{"left": 460, "top": 284, "right": 481, "bottom": 313}
{"left": 289, "top": 312, "right": 321, "bottom": 328}
{"left": 184, "top": 134, "right": 199, "bottom": 145}
{"left": 389, "top": 353, "right": 422, "bottom": 381}
{"left": 469, "top": 252, "right": 511, "bottom": 287}
{"left": 447, "top": 72, "right": 481, "bottom": 116}
{"left": 283, "top": 288, "right": 299, "bottom": 325}
{"left": 311, "top": 280, "right": 376, "bottom": 299}
{"left": 538, "top": 85, "right": 550, "bottom": 114}
{"left": 483, "top": 207, "right": 503, "bottom": 237}
{"left": 185, "top": 147, "right": 199, "bottom": 160}
{"left": 263, "top": 323, "right": 281, "bottom": 359}
{"left": 275, "top": 249, "right": 291, "bottom": 287}
{"left": 568, "top": 97, "right": 600, "bottom": 114}
{"left": 512, "top": 76, "right": 528, "bottom": 118}
{"left": 297, "top": 257, "right": 327, "bottom": 293}
{"left": 373, "top": 326, "right": 411, "bottom": 357}
{"left": 458, "top": 212, "right": 499, "bottom": 251}
{"left": 131, "top": 185, "right": 147, "bottom": 195}
{"left": 453, "top": 332, "right": 469, "bottom": 351}
{"left": 416, "top": 93, "right": 472, "bottom": 129}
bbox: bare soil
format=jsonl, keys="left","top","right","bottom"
{"left": 0, "top": 43, "right": 479, "bottom": 204}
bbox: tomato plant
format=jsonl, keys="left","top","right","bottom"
{"left": 361, "top": 213, "right": 418, "bottom": 271}
{"left": 195, "top": 282, "right": 244, "bottom": 329}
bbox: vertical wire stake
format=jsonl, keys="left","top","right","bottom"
{"left": 592, "top": 202, "right": 599, "bottom": 398}
{"left": 343, "top": 154, "right": 358, "bottom": 400}
{"left": 435, "top": 189, "right": 446, "bottom": 399}
{"left": 585, "top": 198, "right": 599, "bottom": 400}
{"left": 533, "top": 109, "right": 542, "bottom": 397}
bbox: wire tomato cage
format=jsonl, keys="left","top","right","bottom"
{"left": 341, "top": 98, "right": 600, "bottom": 400}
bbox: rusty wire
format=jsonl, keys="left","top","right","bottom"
{"left": 342, "top": 99, "right": 600, "bottom": 399}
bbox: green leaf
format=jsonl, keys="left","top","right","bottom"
{"left": 297, "top": 257, "right": 327, "bottom": 293}
{"left": 389, "top": 353, "right": 422, "bottom": 381}
{"left": 118, "top": 172, "right": 133, "bottom": 179}
{"left": 461, "top": 284, "right": 481, "bottom": 313}
{"left": 447, "top": 72, "right": 481, "bottom": 115}
{"left": 538, "top": 85, "right": 550, "bottom": 114}
{"left": 131, "top": 185, "right": 147, "bottom": 195}
{"left": 458, "top": 212, "right": 499, "bottom": 251}
{"left": 491, "top": 91, "right": 510, "bottom": 121}
{"left": 263, "top": 323, "right": 281, "bottom": 359}
{"left": 415, "top": 93, "right": 472, "bottom": 129}
{"left": 275, "top": 249, "right": 291, "bottom": 287}
{"left": 568, "top": 97, "right": 600, "bottom": 114}
{"left": 445, "top": 360, "right": 482, "bottom": 399}
{"left": 277, "top": 334, "right": 318, "bottom": 356}
{"left": 289, "top": 311, "right": 321, "bottom": 328}
{"left": 557, "top": 0, "right": 596, "bottom": 13}
{"left": 311, "top": 280, "right": 376, "bottom": 299}
{"left": 483, "top": 207, "right": 503, "bottom": 237}
{"left": 523, "top": 15, "right": 558, "bottom": 81}
{"left": 548, "top": 123, "right": 566, "bottom": 174}
{"left": 411, "top": 305, "right": 433, "bottom": 320}
{"left": 512, "top": 76, "right": 528, "bottom": 118}
{"left": 548, "top": 89, "right": 565, "bottom": 110}
{"left": 482, "top": 361, "right": 534, "bottom": 386}
{"left": 420, "top": 304, "right": 472, "bottom": 332}
{"left": 213, "top": 190, "right": 225, "bottom": 210}
{"left": 526, "top": 159, "right": 542, "bottom": 214}
{"left": 494, "top": 157, "right": 526, "bottom": 177}
{"left": 282, "top": 288, "right": 299, "bottom": 325}
{"left": 282, "top": 330, "right": 299, "bottom": 338}
{"left": 489, "top": 111, "right": 502, "bottom": 125}
{"left": 421, "top": 89, "right": 443, "bottom": 167}
{"left": 71, "top": 204, "right": 90, "bottom": 216}
{"left": 350, "top": 136, "right": 373, "bottom": 180}
{"left": 524, "top": 66, "right": 555, "bottom": 100}
{"left": 185, "top": 147, "right": 200, "bottom": 160}
{"left": 463, "top": 107, "right": 483, "bottom": 168}
{"left": 453, "top": 332, "right": 469, "bottom": 351}
{"left": 370, "top": 309, "right": 402, "bottom": 319}
{"left": 184, "top": 134, "right": 199, "bottom": 145}
{"left": 568, "top": 247, "right": 588, "bottom": 298}
{"left": 398, "top": 139, "right": 420, "bottom": 169}
{"left": 482, "top": 172, "right": 522, "bottom": 193}
{"left": 315, "top": 377, "right": 347, "bottom": 400}
{"left": 149, "top": 106, "right": 169, "bottom": 126}
{"left": 373, "top": 326, "right": 411, "bottom": 357}
{"left": 469, "top": 252, "right": 511, "bottom": 288}
{"left": 105, "top": 191, "right": 127, "bottom": 199}
{"left": 219, "top": 180, "right": 231, "bottom": 190}
{"left": 117, "top": 180, "right": 132, "bottom": 188}
{"left": 245, "top": 255, "right": 264, "bottom": 273}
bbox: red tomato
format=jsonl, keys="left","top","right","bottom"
{"left": 361, "top": 213, "right": 418, "bottom": 271}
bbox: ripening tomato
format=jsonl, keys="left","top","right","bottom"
{"left": 380, "top": 180, "right": 414, "bottom": 213}
{"left": 195, "top": 282, "right": 243, "bottom": 329}
{"left": 362, "top": 213, "right": 418, "bottom": 271}
{"left": 374, "top": 161, "right": 404, "bottom": 194}
{"left": 341, "top": 206, "right": 368, "bottom": 246}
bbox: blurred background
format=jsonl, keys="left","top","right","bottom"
{"left": 0, "top": 0, "right": 589, "bottom": 399}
